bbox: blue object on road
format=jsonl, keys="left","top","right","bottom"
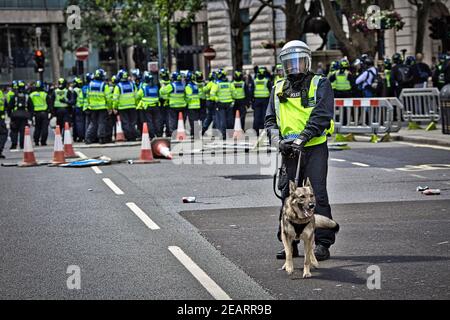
{"left": 59, "top": 158, "right": 111, "bottom": 167}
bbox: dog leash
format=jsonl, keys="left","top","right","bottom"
{"left": 294, "top": 151, "right": 302, "bottom": 187}
{"left": 272, "top": 150, "right": 283, "bottom": 200}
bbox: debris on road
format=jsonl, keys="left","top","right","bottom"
{"left": 422, "top": 189, "right": 441, "bottom": 195}
{"left": 59, "top": 156, "right": 112, "bottom": 167}
{"left": 182, "top": 197, "right": 196, "bottom": 203}
{"left": 416, "top": 186, "right": 429, "bottom": 192}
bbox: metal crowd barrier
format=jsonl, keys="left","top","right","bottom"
{"left": 333, "top": 98, "right": 401, "bottom": 135}
{"left": 399, "top": 88, "right": 440, "bottom": 123}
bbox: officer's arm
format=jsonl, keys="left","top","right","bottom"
{"left": 210, "top": 83, "right": 218, "bottom": 102}
{"left": 264, "top": 88, "right": 281, "bottom": 147}
{"left": 112, "top": 85, "right": 120, "bottom": 109}
{"left": 301, "top": 77, "right": 334, "bottom": 141}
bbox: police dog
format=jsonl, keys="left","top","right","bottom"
{"left": 281, "top": 179, "right": 339, "bottom": 278}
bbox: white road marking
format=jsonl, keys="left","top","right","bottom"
{"left": 352, "top": 162, "right": 370, "bottom": 167}
{"left": 445, "top": 182, "right": 450, "bottom": 185}
{"left": 410, "top": 174, "right": 427, "bottom": 179}
{"left": 330, "top": 158, "right": 346, "bottom": 162}
{"left": 396, "top": 141, "right": 450, "bottom": 151}
{"left": 102, "top": 178, "right": 124, "bottom": 195}
{"left": 168, "top": 246, "right": 231, "bottom": 300}
{"left": 126, "top": 202, "right": 160, "bottom": 230}
{"left": 91, "top": 166, "right": 103, "bottom": 174}
{"left": 381, "top": 168, "right": 394, "bottom": 172}
{"left": 437, "top": 241, "right": 448, "bottom": 245}
{"left": 76, "top": 151, "right": 88, "bottom": 159}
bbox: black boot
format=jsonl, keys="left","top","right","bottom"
{"left": 314, "top": 244, "right": 330, "bottom": 261}
{"left": 276, "top": 242, "right": 300, "bottom": 260}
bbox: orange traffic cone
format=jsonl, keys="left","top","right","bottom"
{"left": 64, "top": 122, "right": 77, "bottom": 158}
{"left": 52, "top": 125, "right": 66, "bottom": 164}
{"left": 175, "top": 111, "right": 187, "bottom": 141}
{"left": 232, "top": 109, "right": 244, "bottom": 140}
{"left": 18, "top": 126, "right": 38, "bottom": 167}
{"left": 135, "top": 122, "right": 159, "bottom": 164}
{"left": 115, "top": 115, "right": 126, "bottom": 142}
{"left": 151, "top": 137, "right": 173, "bottom": 160}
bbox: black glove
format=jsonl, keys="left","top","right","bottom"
{"left": 279, "top": 138, "right": 294, "bottom": 156}
{"left": 291, "top": 135, "right": 308, "bottom": 154}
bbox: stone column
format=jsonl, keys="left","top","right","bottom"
{"left": 50, "top": 24, "right": 60, "bottom": 81}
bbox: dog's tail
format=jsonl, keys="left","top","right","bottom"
{"left": 314, "top": 215, "right": 340, "bottom": 233}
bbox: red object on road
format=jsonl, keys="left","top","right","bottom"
{"left": 19, "top": 126, "right": 38, "bottom": 167}
{"left": 75, "top": 47, "right": 89, "bottom": 61}
{"left": 135, "top": 122, "right": 158, "bottom": 164}
{"left": 64, "top": 122, "right": 77, "bottom": 158}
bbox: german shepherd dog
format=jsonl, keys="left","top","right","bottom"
{"left": 281, "top": 179, "right": 339, "bottom": 278}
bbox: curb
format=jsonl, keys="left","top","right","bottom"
{"left": 391, "top": 135, "right": 450, "bottom": 147}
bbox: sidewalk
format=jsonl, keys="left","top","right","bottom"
{"left": 390, "top": 124, "right": 450, "bottom": 147}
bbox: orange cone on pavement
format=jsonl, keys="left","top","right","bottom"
{"left": 52, "top": 125, "right": 66, "bottom": 164}
{"left": 151, "top": 137, "right": 173, "bottom": 160}
{"left": 115, "top": 115, "right": 126, "bottom": 142}
{"left": 175, "top": 111, "right": 187, "bottom": 141}
{"left": 18, "top": 126, "right": 38, "bottom": 167}
{"left": 135, "top": 122, "right": 159, "bottom": 164}
{"left": 232, "top": 109, "right": 244, "bottom": 140}
{"left": 64, "top": 122, "right": 77, "bottom": 158}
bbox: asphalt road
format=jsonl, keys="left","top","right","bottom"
{"left": 0, "top": 130, "right": 449, "bottom": 300}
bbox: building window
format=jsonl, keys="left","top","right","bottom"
{"left": 240, "top": 8, "right": 251, "bottom": 65}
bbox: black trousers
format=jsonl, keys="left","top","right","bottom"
{"left": 86, "top": 110, "right": 108, "bottom": 143}
{"left": 202, "top": 100, "right": 216, "bottom": 133}
{"left": 0, "top": 119, "right": 7, "bottom": 154}
{"left": 252, "top": 98, "right": 269, "bottom": 134}
{"left": 55, "top": 108, "right": 71, "bottom": 134}
{"left": 119, "top": 109, "right": 138, "bottom": 141}
{"left": 187, "top": 108, "right": 201, "bottom": 138}
{"left": 139, "top": 108, "right": 161, "bottom": 139}
{"left": 168, "top": 108, "right": 187, "bottom": 137}
{"left": 277, "top": 142, "right": 335, "bottom": 248}
{"left": 34, "top": 111, "right": 49, "bottom": 144}
{"left": 10, "top": 117, "right": 28, "bottom": 149}
{"left": 233, "top": 99, "right": 247, "bottom": 130}
{"left": 72, "top": 108, "right": 85, "bottom": 142}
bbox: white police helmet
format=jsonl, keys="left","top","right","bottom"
{"left": 279, "top": 40, "right": 311, "bottom": 75}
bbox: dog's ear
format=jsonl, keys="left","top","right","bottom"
{"left": 289, "top": 180, "right": 297, "bottom": 194}
{"left": 305, "top": 177, "right": 312, "bottom": 188}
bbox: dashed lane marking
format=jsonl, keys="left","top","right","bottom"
{"left": 396, "top": 142, "right": 450, "bottom": 151}
{"left": 168, "top": 246, "right": 231, "bottom": 300}
{"left": 102, "top": 178, "right": 124, "bottom": 195}
{"left": 330, "top": 158, "right": 346, "bottom": 162}
{"left": 92, "top": 166, "right": 103, "bottom": 174}
{"left": 410, "top": 174, "right": 427, "bottom": 179}
{"left": 126, "top": 202, "right": 160, "bottom": 230}
{"left": 76, "top": 151, "right": 88, "bottom": 159}
{"left": 351, "top": 162, "right": 370, "bottom": 167}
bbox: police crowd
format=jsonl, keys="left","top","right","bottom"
{"left": 323, "top": 52, "right": 450, "bottom": 99}
{"left": 0, "top": 64, "right": 285, "bottom": 158}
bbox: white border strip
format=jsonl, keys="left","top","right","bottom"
{"left": 102, "top": 178, "right": 124, "bottom": 195}
{"left": 126, "top": 202, "right": 160, "bottom": 230}
{"left": 396, "top": 141, "right": 450, "bottom": 151}
{"left": 352, "top": 162, "right": 370, "bottom": 167}
{"left": 168, "top": 246, "right": 231, "bottom": 300}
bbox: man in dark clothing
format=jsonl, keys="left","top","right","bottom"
{"left": 264, "top": 40, "right": 337, "bottom": 261}
{"left": 410, "top": 53, "right": 432, "bottom": 88}
{"left": 391, "top": 52, "right": 413, "bottom": 97}
{"left": 8, "top": 80, "right": 31, "bottom": 150}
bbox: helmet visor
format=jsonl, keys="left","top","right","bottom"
{"left": 280, "top": 52, "right": 310, "bottom": 75}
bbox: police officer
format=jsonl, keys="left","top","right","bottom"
{"left": 274, "top": 64, "right": 284, "bottom": 83}
{"left": 252, "top": 66, "right": 271, "bottom": 135}
{"left": 202, "top": 71, "right": 218, "bottom": 135}
{"left": 160, "top": 72, "right": 187, "bottom": 137}
{"left": 51, "top": 78, "right": 73, "bottom": 133}
{"left": 29, "top": 80, "right": 51, "bottom": 146}
{"left": 329, "top": 58, "right": 353, "bottom": 98}
{"left": 231, "top": 70, "right": 248, "bottom": 130}
{"left": 114, "top": 69, "right": 138, "bottom": 141}
{"left": 72, "top": 77, "right": 85, "bottom": 142}
{"left": 432, "top": 54, "right": 448, "bottom": 90}
{"left": 8, "top": 80, "right": 31, "bottom": 150}
{"left": 383, "top": 58, "right": 393, "bottom": 97}
{"left": 264, "top": 40, "right": 336, "bottom": 261}
{"left": 194, "top": 71, "right": 207, "bottom": 123}
{"left": 0, "top": 88, "right": 7, "bottom": 158}
{"left": 327, "top": 60, "right": 340, "bottom": 91}
{"left": 185, "top": 71, "right": 202, "bottom": 138}
{"left": 83, "top": 73, "right": 93, "bottom": 138}
{"left": 137, "top": 71, "right": 160, "bottom": 138}
{"left": 159, "top": 68, "right": 171, "bottom": 137}
{"left": 210, "top": 70, "right": 233, "bottom": 139}
{"left": 86, "top": 69, "right": 111, "bottom": 144}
